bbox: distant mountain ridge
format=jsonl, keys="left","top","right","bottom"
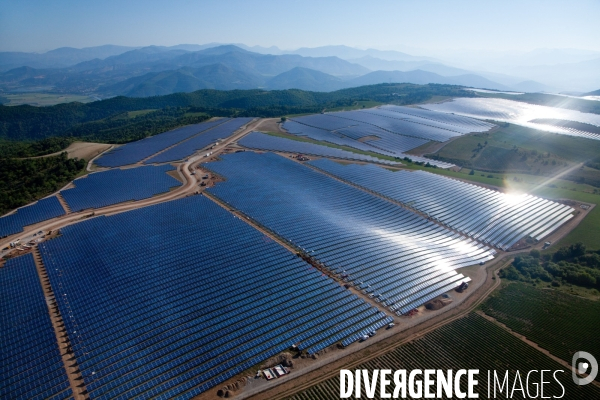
{"left": 0, "top": 44, "right": 554, "bottom": 97}
{"left": 0, "top": 45, "right": 138, "bottom": 70}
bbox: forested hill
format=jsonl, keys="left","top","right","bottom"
{"left": 0, "top": 84, "right": 473, "bottom": 143}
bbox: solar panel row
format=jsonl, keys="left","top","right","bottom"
{"left": 378, "top": 105, "right": 495, "bottom": 133}
{"left": 0, "top": 253, "right": 73, "bottom": 400}
{"left": 0, "top": 196, "right": 65, "bottom": 238}
{"left": 328, "top": 110, "right": 465, "bottom": 142}
{"left": 238, "top": 131, "right": 400, "bottom": 165}
{"left": 145, "top": 117, "right": 254, "bottom": 164}
{"left": 60, "top": 165, "right": 181, "bottom": 212}
{"left": 309, "top": 159, "right": 574, "bottom": 250}
{"left": 39, "top": 196, "right": 391, "bottom": 399}
{"left": 95, "top": 118, "right": 230, "bottom": 167}
{"left": 284, "top": 117, "right": 454, "bottom": 168}
{"left": 205, "top": 152, "right": 494, "bottom": 316}
{"left": 421, "top": 98, "right": 600, "bottom": 141}
{"left": 289, "top": 114, "right": 430, "bottom": 151}
{"left": 283, "top": 120, "right": 397, "bottom": 155}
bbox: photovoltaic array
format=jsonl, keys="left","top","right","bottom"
{"left": 284, "top": 111, "right": 458, "bottom": 168}
{"left": 331, "top": 107, "right": 494, "bottom": 141}
{"left": 145, "top": 117, "right": 253, "bottom": 163}
{"left": 375, "top": 105, "right": 495, "bottom": 135}
{"left": 39, "top": 196, "right": 391, "bottom": 399}
{"left": 95, "top": 119, "right": 229, "bottom": 167}
{"left": 421, "top": 98, "right": 600, "bottom": 140}
{"left": 310, "top": 160, "right": 574, "bottom": 250}
{"left": 60, "top": 165, "right": 181, "bottom": 212}
{"left": 206, "top": 152, "right": 494, "bottom": 316}
{"left": 0, "top": 196, "right": 65, "bottom": 238}
{"left": 0, "top": 253, "right": 72, "bottom": 400}
{"left": 238, "top": 131, "right": 400, "bottom": 165}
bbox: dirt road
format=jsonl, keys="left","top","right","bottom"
{"left": 0, "top": 118, "right": 265, "bottom": 253}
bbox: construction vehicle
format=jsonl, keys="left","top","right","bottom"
{"left": 456, "top": 282, "right": 469, "bottom": 293}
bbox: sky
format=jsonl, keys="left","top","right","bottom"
{"left": 1, "top": 0, "right": 599, "bottom": 54}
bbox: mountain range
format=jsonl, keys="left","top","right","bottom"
{"left": 2, "top": 43, "right": 595, "bottom": 98}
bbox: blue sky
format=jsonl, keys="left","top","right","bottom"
{"left": 1, "top": 0, "right": 599, "bottom": 53}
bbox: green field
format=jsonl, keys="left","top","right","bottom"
{"left": 0, "top": 92, "right": 97, "bottom": 106}
{"left": 289, "top": 313, "right": 600, "bottom": 400}
{"left": 432, "top": 123, "right": 600, "bottom": 187}
{"left": 480, "top": 282, "right": 600, "bottom": 364}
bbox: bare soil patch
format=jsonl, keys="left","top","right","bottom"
{"left": 356, "top": 135, "right": 380, "bottom": 142}
{"left": 256, "top": 118, "right": 286, "bottom": 133}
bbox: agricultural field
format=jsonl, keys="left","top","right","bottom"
{"left": 431, "top": 123, "right": 600, "bottom": 186}
{"left": 480, "top": 282, "right": 600, "bottom": 365}
{"left": 288, "top": 313, "right": 600, "bottom": 400}
{"left": 0, "top": 92, "right": 97, "bottom": 106}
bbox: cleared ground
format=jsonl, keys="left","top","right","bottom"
{"left": 27, "top": 141, "right": 113, "bottom": 160}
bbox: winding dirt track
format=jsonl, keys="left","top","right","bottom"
{"left": 0, "top": 118, "right": 265, "bottom": 252}
{"left": 1, "top": 117, "right": 591, "bottom": 400}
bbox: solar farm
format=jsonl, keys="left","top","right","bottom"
{"left": 60, "top": 165, "right": 181, "bottom": 211}
{"left": 0, "top": 104, "right": 586, "bottom": 400}
{"left": 282, "top": 105, "right": 495, "bottom": 168}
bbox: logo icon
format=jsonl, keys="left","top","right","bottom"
{"left": 572, "top": 351, "right": 598, "bottom": 385}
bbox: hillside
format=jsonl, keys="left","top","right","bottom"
{"left": 0, "top": 83, "right": 475, "bottom": 143}
{"left": 266, "top": 67, "right": 344, "bottom": 91}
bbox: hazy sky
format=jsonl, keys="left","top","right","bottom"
{"left": 1, "top": 0, "right": 599, "bottom": 53}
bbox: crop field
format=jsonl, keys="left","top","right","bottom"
{"left": 0, "top": 92, "right": 97, "bottom": 106}
{"left": 480, "top": 282, "right": 600, "bottom": 365}
{"left": 288, "top": 313, "right": 600, "bottom": 400}
{"left": 432, "top": 123, "right": 600, "bottom": 186}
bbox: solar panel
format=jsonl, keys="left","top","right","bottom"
{"left": 0, "top": 253, "right": 72, "bottom": 399}
{"left": 0, "top": 196, "right": 65, "bottom": 238}
{"left": 284, "top": 115, "right": 455, "bottom": 168}
{"left": 238, "top": 131, "right": 400, "bottom": 165}
{"left": 60, "top": 165, "right": 181, "bottom": 212}
{"left": 145, "top": 118, "right": 253, "bottom": 163}
{"left": 309, "top": 159, "right": 574, "bottom": 249}
{"left": 205, "top": 152, "right": 492, "bottom": 317}
{"left": 95, "top": 119, "right": 230, "bottom": 167}
{"left": 39, "top": 196, "right": 390, "bottom": 398}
